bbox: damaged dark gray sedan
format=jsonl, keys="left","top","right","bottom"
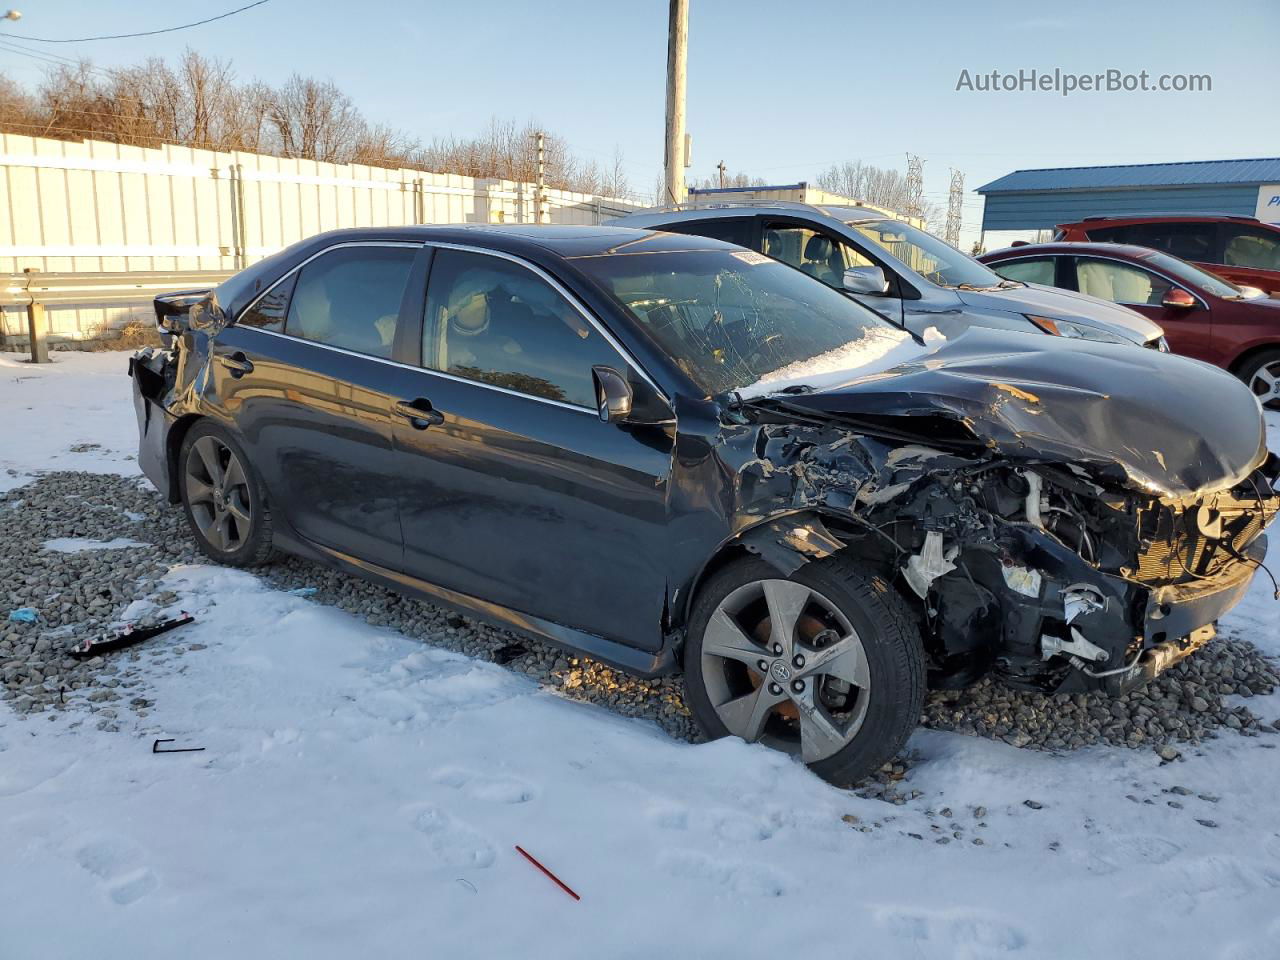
{"left": 131, "top": 225, "right": 1279, "bottom": 784}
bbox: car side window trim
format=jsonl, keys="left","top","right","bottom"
{"left": 418, "top": 240, "right": 670, "bottom": 405}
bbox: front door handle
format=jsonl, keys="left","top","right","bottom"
{"left": 393, "top": 398, "right": 445, "bottom": 429}
{"left": 217, "top": 352, "right": 254, "bottom": 377}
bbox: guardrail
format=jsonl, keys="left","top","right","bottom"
{"left": 2, "top": 269, "right": 232, "bottom": 362}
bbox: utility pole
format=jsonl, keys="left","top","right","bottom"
{"left": 905, "top": 153, "right": 924, "bottom": 223}
{"left": 945, "top": 168, "right": 964, "bottom": 247}
{"left": 716, "top": 160, "right": 727, "bottom": 189}
{"left": 663, "top": 0, "right": 689, "bottom": 207}
{"left": 533, "top": 130, "right": 546, "bottom": 224}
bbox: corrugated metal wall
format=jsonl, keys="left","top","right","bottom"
{"left": 979, "top": 185, "right": 1258, "bottom": 231}
{"left": 0, "top": 134, "right": 643, "bottom": 342}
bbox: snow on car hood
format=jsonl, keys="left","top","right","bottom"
{"left": 956, "top": 284, "right": 1163, "bottom": 343}
{"left": 735, "top": 325, "right": 936, "bottom": 400}
{"left": 770, "top": 328, "right": 1268, "bottom": 500}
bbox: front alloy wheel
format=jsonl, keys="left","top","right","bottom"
{"left": 702, "top": 579, "right": 871, "bottom": 763}
{"left": 685, "top": 555, "right": 925, "bottom": 785}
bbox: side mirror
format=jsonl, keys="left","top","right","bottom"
{"left": 842, "top": 265, "right": 890, "bottom": 295}
{"left": 592, "top": 366, "right": 633, "bottom": 423}
{"left": 1161, "top": 288, "right": 1197, "bottom": 310}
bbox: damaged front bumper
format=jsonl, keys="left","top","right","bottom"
{"left": 915, "top": 472, "right": 1276, "bottom": 696}
{"left": 733, "top": 410, "right": 1277, "bottom": 697}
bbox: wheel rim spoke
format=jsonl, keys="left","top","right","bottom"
{"left": 193, "top": 436, "right": 225, "bottom": 485}
{"left": 205, "top": 513, "right": 227, "bottom": 550}
{"left": 186, "top": 475, "right": 215, "bottom": 505}
{"left": 799, "top": 634, "right": 869, "bottom": 688}
{"left": 793, "top": 688, "right": 851, "bottom": 763}
{"left": 223, "top": 453, "right": 247, "bottom": 493}
{"left": 762, "top": 580, "right": 809, "bottom": 657}
{"left": 716, "top": 684, "right": 785, "bottom": 742}
{"left": 703, "top": 608, "right": 766, "bottom": 665}
{"left": 226, "top": 489, "right": 252, "bottom": 528}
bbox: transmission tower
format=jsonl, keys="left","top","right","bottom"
{"left": 905, "top": 153, "right": 924, "bottom": 221}
{"left": 945, "top": 168, "right": 965, "bottom": 247}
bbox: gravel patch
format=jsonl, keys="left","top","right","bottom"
{"left": 3, "top": 471, "right": 1278, "bottom": 777}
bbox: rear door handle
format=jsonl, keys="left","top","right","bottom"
{"left": 393, "top": 398, "right": 445, "bottom": 429}
{"left": 217, "top": 352, "right": 254, "bottom": 377}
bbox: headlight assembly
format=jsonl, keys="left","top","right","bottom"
{"left": 1024, "top": 314, "right": 1132, "bottom": 345}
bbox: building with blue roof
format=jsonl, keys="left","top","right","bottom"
{"left": 976, "top": 158, "right": 1280, "bottom": 234}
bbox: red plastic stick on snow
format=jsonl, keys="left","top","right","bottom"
{"left": 514, "top": 845, "right": 581, "bottom": 901}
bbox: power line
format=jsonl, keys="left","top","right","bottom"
{"left": 0, "top": 0, "right": 271, "bottom": 43}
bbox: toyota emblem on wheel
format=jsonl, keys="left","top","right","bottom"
{"left": 770, "top": 661, "right": 792, "bottom": 683}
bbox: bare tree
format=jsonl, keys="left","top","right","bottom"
{"left": 0, "top": 54, "right": 635, "bottom": 195}
{"left": 816, "top": 160, "right": 942, "bottom": 227}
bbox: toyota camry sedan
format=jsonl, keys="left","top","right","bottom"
{"left": 132, "top": 225, "right": 1277, "bottom": 784}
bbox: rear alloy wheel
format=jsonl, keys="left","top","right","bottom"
{"left": 1240, "top": 350, "right": 1280, "bottom": 410}
{"left": 684, "top": 555, "right": 925, "bottom": 785}
{"left": 179, "top": 421, "right": 274, "bottom": 566}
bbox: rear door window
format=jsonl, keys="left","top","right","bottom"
{"left": 661, "top": 217, "right": 753, "bottom": 249}
{"left": 422, "top": 249, "right": 624, "bottom": 407}
{"left": 1073, "top": 258, "right": 1173, "bottom": 306}
{"left": 760, "top": 223, "right": 874, "bottom": 288}
{"left": 1088, "top": 222, "right": 1214, "bottom": 262}
{"left": 285, "top": 245, "right": 418, "bottom": 359}
{"left": 1222, "top": 226, "right": 1280, "bottom": 270}
{"left": 238, "top": 274, "right": 296, "bottom": 332}
{"left": 990, "top": 257, "right": 1055, "bottom": 285}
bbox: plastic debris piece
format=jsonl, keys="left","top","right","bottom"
{"left": 8, "top": 607, "right": 38, "bottom": 623}
{"left": 286, "top": 587, "right": 318, "bottom": 597}
{"left": 152, "top": 738, "right": 205, "bottom": 754}
{"left": 69, "top": 613, "right": 194, "bottom": 660}
{"left": 515, "top": 845, "right": 580, "bottom": 901}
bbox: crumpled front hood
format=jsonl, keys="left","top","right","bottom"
{"left": 773, "top": 329, "right": 1267, "bottom": 500}
{"left": 956, "top": 284, "right": 1163, "bottom": 343}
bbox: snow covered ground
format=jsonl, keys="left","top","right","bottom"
{"left": 0, "top": 351, "right": 141, "bottom": 491}
{"left": 2, "top": 351, "right": 1279, "bottom": 960}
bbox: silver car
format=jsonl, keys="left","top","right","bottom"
{"left": 613, "top": 202, "right": 1166, "bottom": 349}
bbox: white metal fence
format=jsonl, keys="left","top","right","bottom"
{"left": 0, "top": 133, "right": 644, "bottom": 345}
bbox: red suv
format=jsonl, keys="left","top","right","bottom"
{"left": 1055, "top": 216, "right": 1280, "bottom": 297}
{"left": 979, "top": 242, "right": 1280, "bottom": 406}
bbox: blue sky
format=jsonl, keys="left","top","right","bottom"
{"left": 2, "top": 0, "right": 1276, "bottom": 243}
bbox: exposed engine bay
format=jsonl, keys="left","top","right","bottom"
{"left": 728, "top": 358, "right": 1279, "bottom": 697}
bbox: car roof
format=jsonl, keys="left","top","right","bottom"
{"left": 279, "top": 223, "right": 734, "bottom": 259}
{"left": 1060, "top": 214, "right": 1269, "bottom": 227}
{"left": 982, "top": 241, "right": 1170, "bottom": 261}
{"left": 612, "top": 204, "right": 892, "bottom": 229}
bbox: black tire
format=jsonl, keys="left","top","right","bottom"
{"left": 178, "top": 419, "right": 275, "bottom": 567}
{"left": 685, "top": 554, "right": 925, "bottom": 786}
{"left": 1236, "top": 349, "right": 1280, "bottom": 410}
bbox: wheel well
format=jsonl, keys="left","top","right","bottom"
{"left": 679, "top": 513, "right": 903, "bottom": 643}
{"left": 164, "top": 414, "right": 204, "bottom": 503}
{"left": 1229, "top": 343, "right": 1280, "bottom": 378}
